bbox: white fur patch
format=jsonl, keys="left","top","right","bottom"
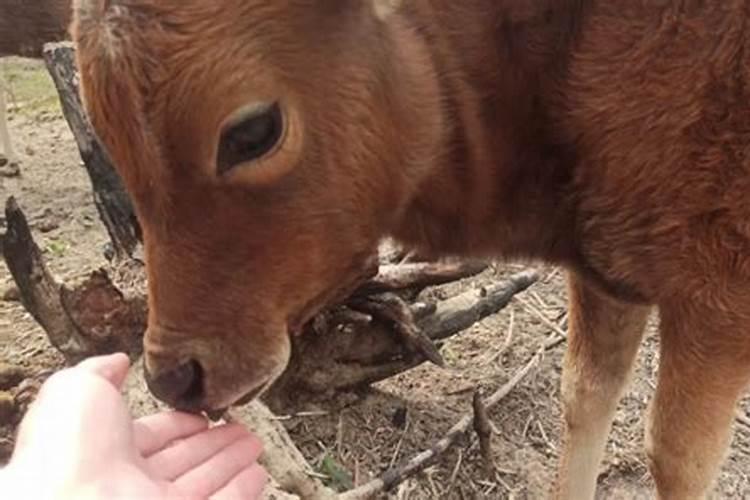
{"left": 373, "top": 0, "right": 402, "bottom": 20}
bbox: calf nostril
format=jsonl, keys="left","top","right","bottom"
{"left": 146, "top": 359, "right": 204, "bottom": 408}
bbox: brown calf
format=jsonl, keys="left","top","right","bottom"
{"left": 0, "top": 0, "right": 72, "bottom": 164}
{"left": 70, "top": 1, "right": 750, "bottom": 498}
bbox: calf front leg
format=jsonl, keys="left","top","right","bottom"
{"left": 554, "top": 272, "right": 651, "bottom": 500}
{"left": 646, "top": 299, "right": 750, "bottom": 500}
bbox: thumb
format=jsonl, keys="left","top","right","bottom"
{"left": 75, "top": 352, "right": 131, "bottom": 390}
{"left": 9, "top": 353, "right": 135, "bottom": 467}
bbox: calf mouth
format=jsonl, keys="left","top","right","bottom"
{"left": 204, "top": 378, "right": 272, "bottom": 422}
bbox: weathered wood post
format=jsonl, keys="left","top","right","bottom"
{"left": 42, "top": 41, "right": 140, "bottom": 259}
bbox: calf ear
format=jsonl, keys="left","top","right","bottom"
{"left": 372, "top": 0, "right": 402, "bottom": 20}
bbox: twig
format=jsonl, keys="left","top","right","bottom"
{"left": 336, "top": 415, "right": 345, "bottom": 459}
{"left": 446, "top": 449, "right": 464, "bottom": 494}
{"left": 736, "top": 411, "right": 750, "bottom": 429}
{"left": 426, "top": 469, "right": 440, "bottom": 498}
{"left": 419, "top": 269, "right": 539, "bottom": 342}
{"left": 542, "top": 267, "right": 561, "bottom": 283}
{"left": 389, "top": 418, "right": 410, "bottom": 469}
{"left": 514, "top": 295, "right": 567, "bottom": 338}
{"left": 377, "top": 239, "right": 406, "bottom": 265}
{"left": 494, "top": 472, "right": 514, "bottom": 495}
{"left": 536, "top": 420, "right": 556, "bottom": 453}
{"left": 349, "top": 292, "right": 445, "bottom": 367}
{"left": 529, "top": 291, "right": 551, "bottom": 313}
{"left": 472, "top": 391, "right": 494, "bottom": 476}
{"left": 484, "top": 308, "right": 515, "bottom": 366}
{"left": 226, "top": 403, "right": 338, "bottom": 500}
{"left": 271, "top": 411, "right": 330, "bottom": 421}
{"left": 358, "top": 260, "right": 489, "bottom": 295}
{"left": 270, "top": 269, "right": 540, "bottom": 403}
{"left": 339, "top": 342, "right": 548, "bottom": 499}
{"left": 544, "top": 333, "right": 566, "bottom": 350}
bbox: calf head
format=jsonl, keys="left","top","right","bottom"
{"left": 71, "top": 0, "right": 442, "bottom": 411}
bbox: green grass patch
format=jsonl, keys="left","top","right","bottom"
{"left": 1, "top": 56, "right": 61, "bottom": 118}
{"left": 317, "top": 454, "right": 355, "bottom": 492}
{"left": 45, "top": 239, "right": 68, "bottom": 258}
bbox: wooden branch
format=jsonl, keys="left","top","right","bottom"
{"left": 472, "top": 390, "right": 493, "bottom": 476}
{"left": 339, "top": 340, "right": 557, "bottom": 500}
{"left": 419, "top": 269, "right": 539, "bottom": 341}
{"left": 348, "top": 292, "right": 446, "bottom": 367}
{"left": 227, "top": 403, "right": 338, "bottom": 500}
{"left": 2, "top": 196, "right": 89, "bottom": 363}
{"left": 737, "top": 411, "right": 750, "bottom": 429}
{"left": 42, "top": 42, "right": 140, "bottom": 258}
{"left": 266, "top": 270, "right": 539, "bottom": 408}
{"left": 1, "top": 197, "right": 144, "bottom": 364}
{"left": 357, "top": 260, "right": 489, "bottom": 296}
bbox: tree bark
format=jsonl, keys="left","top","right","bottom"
{"left": 1, "top": 197, "right": 145, "bottom": 364}
{"left": 42, "top": 41, "right": 140, "bottom": 259}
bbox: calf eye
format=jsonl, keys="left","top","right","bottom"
{"left": 217, "top": 102, "right": 283, "bottom": 175}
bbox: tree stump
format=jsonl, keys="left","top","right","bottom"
{"left": 42, "top": 41, "right": 140, "bottom": 259}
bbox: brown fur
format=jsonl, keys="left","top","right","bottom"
{"left": 70, "top": 1, "right": 750, "bottom": 498}
{"left": 0, "top": 0, "right": 72, "bottom": 57}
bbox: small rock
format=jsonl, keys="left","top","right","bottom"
{"left": 0, "top": 363, "right": 26, "bottom": 391}
{"left": 391, "top": 406, "right": 408, "bottom": 429}
{"left": 0, "top": 391, "right": 16, "bottom": 424}
{"left": 103, "top": 242, "right": 115, "bottom": 261}
{"left": 0, "top": 156, "right": 6, "bottom": 167}
{"left": 0, "top": 163, "right": 20, "bottom": 178}
{"left": 2, "top": 286, "right": 20, "bottom": 302}
{"left": 37, "top": 219, "right": 59, "bottom": 233}
{"left": 0, "top": 438, "right": 13, "bottom": 465}
{"left": 24, "top": 146, "right": 34, "bottom": 156}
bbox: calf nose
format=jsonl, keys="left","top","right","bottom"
{"left": 144, "top": 359, "right": 204, "bottom": 411}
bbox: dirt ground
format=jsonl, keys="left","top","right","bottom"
{"left": 2, "top": 56, "right": 750, "bottom": 499}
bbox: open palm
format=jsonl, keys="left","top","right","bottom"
{"left": 3, "top": 354, "right": 267, "bottom": 500}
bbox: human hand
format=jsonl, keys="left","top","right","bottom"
{"left": 0, "top": 353, "right": 267, "bottom": 499}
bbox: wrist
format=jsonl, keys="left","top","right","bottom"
{"left": 0, "top": 462, "right": 103, "bottom": 500}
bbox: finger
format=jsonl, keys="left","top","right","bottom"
{"left": 210, "top": 463, "right": 268, "bottom": 500}
{"left": 75, "top": 353, "right": 131, "bottom": 389}
{"left": 146, "top": 423, "right": 252, "bottom": 480}
{"left": 134, "top": 411, "right": 209, "bottom": 457}
{"left": 173, "top": 435, "right": 264, "bottom": 499}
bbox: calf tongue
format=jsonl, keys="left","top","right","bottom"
{"left": 205, "top": 408, "right": 228, "bottom": 422}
